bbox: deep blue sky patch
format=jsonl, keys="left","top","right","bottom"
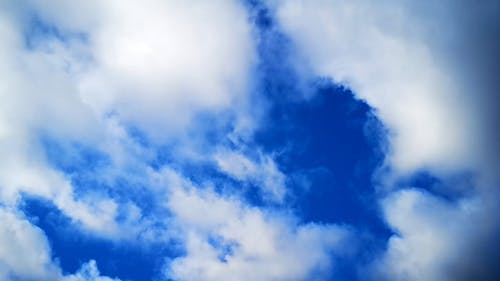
{"left": 21, "top": 197, "right": 174, "bottom": 281}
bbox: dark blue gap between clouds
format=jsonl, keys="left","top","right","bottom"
{"left": 20, "top": 197, "right": 177, "bottom": 281}
{"left": 248, "top": 0, "right": 391, "bottom": 242}
{"left": 19, "top": 2, "right": 414, "bottom": 281}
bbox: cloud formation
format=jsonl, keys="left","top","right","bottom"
{"left": 0, "top": 207, "right": 118, "bottom": 281}
{"left": 273, "top": 0, "right": 499, "bottom": 176}
{"left": 272, "top": 0, "right": 500, "bottom": 280}
{"left": 30, "top": 0, "right": 255, "bottom": 139}
{"left": 163, "top": 168, "right": 351, "bottom": 281}
{"left": 0, "top": 1, "right": 356, "bottom": 280}
{"left": 0, "top": 0, "right": 498, "bottom": 280}
{"left": 371, "top": 188, "right": 500, "bottom": 281}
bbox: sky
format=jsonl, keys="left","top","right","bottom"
{"left": 0, "top": 1, "right": 499, "bottom": 281}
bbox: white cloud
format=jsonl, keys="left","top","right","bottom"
{"left": 31, "top": 0, "right": 256, "bottom": 141}
{"left": 0, "top": 207, "right": 119, "bottom": 281}
{"left": 163, "top": 169, "right": 352, "bottom": 281}
{"left": 0, "top": 208, "right": 61, "bottom": 281}
{"left": 214, "top": 149, "right": 287, "bottom": 202}
{"left": 271, "top": 0, "right": 484, "bottom": 175}
{"left": 374, "top": 189, "right": 470, "bottom": 281}
{"left": 373, "top": 188, "right": 500, "bottom": 281}
{"left": 64, "top": 260, "right": 120, "bottom": 281}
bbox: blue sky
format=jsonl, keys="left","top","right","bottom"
{"left": 0, "top": 1, "right": 499, "bottom": 281}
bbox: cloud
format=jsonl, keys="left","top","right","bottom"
{"left": 214, "top": 149, "right": 287, "bottom": 202}
{"left": 64, "top": 260, "right": 120, "bottom": 281}
{"left": 0, "top": 207, "right": 119, "bottom": 281}
{"left": 271, "top": 0, "right": 498, "bottom": 176}
{"left": 0, "top": 207, "right": 60, "bottom": 281}
{"left": 30, "top": 0, "right": 256, "bottom": 141}
{"left": 162, "top": 168, "right": 352, "bottom": 281}
{"left": 373, "top": 188, "right": 500, "bottom": 281}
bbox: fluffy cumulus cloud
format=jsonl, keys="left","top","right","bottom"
{"left": 0, "top": 208, "right": 60, "bottom": 281}
{"left": 64, "top": 260, "right": 121, "bottom": 281}
{"left": 29, "top": 0, "right": 255, "bottom": 140}
{"left": 162, "top": 168, "right": 351, "bottom": 281}
{"left": 373, "top": 188, "right": 500, "bottom": 281}
{"left": 272, "top": 0, "right": 498, "bottom": 175}
{"left": 1, "top": 0, "right": 499, "bottom": 280}
{"left": 0, "top": 207, "right": 118, "bottom": 281}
